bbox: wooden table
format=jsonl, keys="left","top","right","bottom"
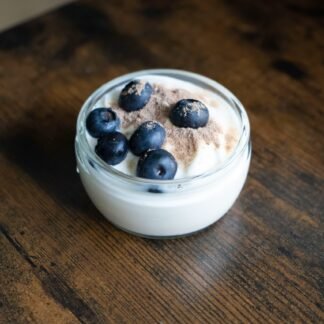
{"left": 0, "top": 0, "right": 323, "bottom": 322}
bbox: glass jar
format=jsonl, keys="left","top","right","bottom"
{"left": 75, "top": 69, "right": 251, "bottom": 238}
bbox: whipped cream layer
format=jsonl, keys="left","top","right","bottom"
{"left": 87, "top": 75, "right": 241, "bottom": 179}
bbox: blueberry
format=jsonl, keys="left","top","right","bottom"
{"left": 148, "top": 187, "right": 163, "bottom": 193}
{"left": 88, "top": 159, "right": 95, "bottom": 168}
{"left": 95, "top": 132, "right": 128, "bottom": 165}
{"left": 119, "top": 80, "right": 153, "bottom": 111}
{"left": 129, "top": 121, "right": 166, "bottom": 156}
{"left": 170, "top": 99, "right": 209, "bottom": 129}
{"left": 137, "top": 149, "right": 177, "bottom": 180}
{"left": 86, "top": 108, "right": 120, "bottom": 138}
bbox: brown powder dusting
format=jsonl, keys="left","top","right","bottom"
{"left": 127, "top": 157, "right": 137, "bottom": 174}
{"left": 163, "top": 119, "right": 222, "bottom": 166}
{"left": 143, "top": 120, "right": 160, "bottom": 130}
{"left": 178, "top": 100, "right": 207, "bottom": 119}
{"left": 225, "top": 128, "right": 239, "bottom": 153}
{"left": 121, "top": 80, "right": 146, "bottom": 96}
{"left": 188, "top": 101, "right": 206, "bottom": 112}
{"left": 111, "top": 83, "right": 224, "bottom": 167}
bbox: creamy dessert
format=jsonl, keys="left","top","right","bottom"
{"left": 75, "top": 69, "right": 251, "bottom": 237}
{"left": 86, "top": 75, "right": 240, "bottom": 180}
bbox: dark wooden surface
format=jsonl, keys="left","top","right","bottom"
{"left": 0, "top": 0, "right": 323, "bottom": 322}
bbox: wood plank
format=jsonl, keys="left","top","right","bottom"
{"left": 0, "top": 0, "right": 323, "bottom": 322}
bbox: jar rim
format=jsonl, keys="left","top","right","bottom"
{"left": 76, "top": 69, "right": 250, "bottom": 186}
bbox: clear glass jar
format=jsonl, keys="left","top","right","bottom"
{"left": 75, "top": 69, "right": 251, "bottom": 238}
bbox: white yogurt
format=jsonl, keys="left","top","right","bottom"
{"left": 89, "top": 75, "right": 240, "bottom": 179}
{"left": 75, "top": 69, "right": 251, "bottom": 238}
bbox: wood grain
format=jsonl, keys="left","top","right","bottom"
{"left": 0, "top": 0, "right": 323, "bottom": 322}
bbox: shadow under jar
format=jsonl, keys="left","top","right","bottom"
{"left": 75, "top": 69, "right": 251, "bottom": 238}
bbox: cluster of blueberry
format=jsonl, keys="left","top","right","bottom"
{"left": 86, "top": 80, "right": 209, "bottom": 180}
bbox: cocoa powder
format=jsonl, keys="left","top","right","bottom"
{"left": 110, "top": 83, "right": 234, "bottom": 167}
